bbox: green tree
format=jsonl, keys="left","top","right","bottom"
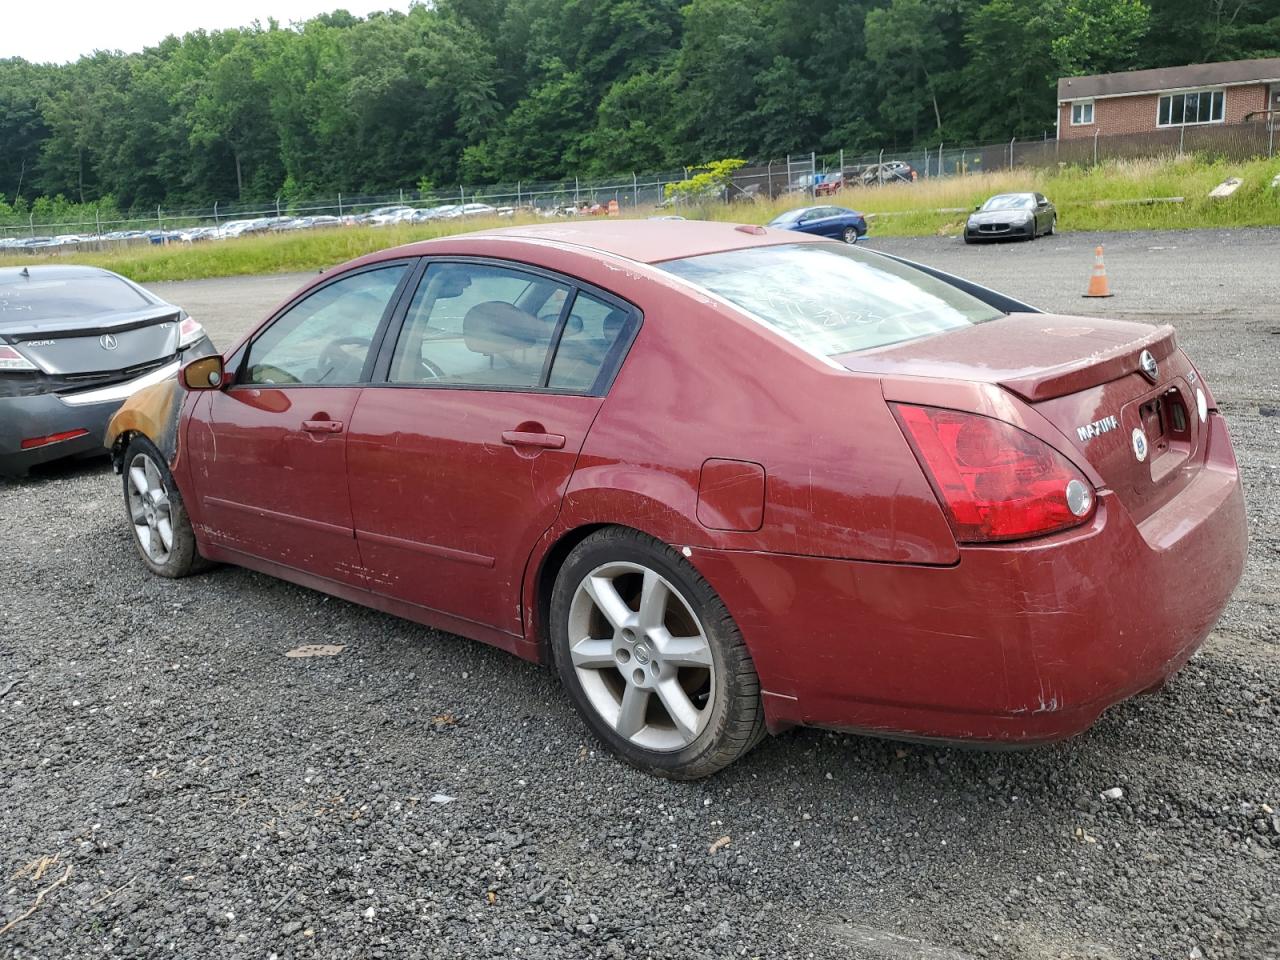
{"left": 864, "top": 0, "right": 959, "bottom": 143}
{"left": 1050, "top": 0, "right": 1151, "bottom": 77}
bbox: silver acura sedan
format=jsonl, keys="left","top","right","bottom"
{"left": 0, "top": 265, "right": 214, "bottom": 476}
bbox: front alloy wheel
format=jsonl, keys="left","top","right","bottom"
{"left": 127, "top": 451, "right": 176, "bottom": 566}
{"left": 550, "top": 527, "right": 765, "bottom": 778}
{"left": 121, "top": 435, "right": 210, "bottom": 579}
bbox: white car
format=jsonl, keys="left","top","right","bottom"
{"left": 366, "top": 205, "right": 416, "bottom": 226}
{"left": 216, "top": 220, "right": 259, "bottom": 239}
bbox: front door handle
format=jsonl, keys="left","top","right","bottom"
{"left": 501, "top": 430, "right": 565, "bottom": 450}
{"left": 302, "top": 419, "right": 344, "bottom": 434}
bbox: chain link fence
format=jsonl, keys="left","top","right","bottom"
{"left": 3, "top": 120, "right": 1276, "bottom": 245}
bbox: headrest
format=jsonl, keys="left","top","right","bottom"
{"left": 463, "top": 301, "right": 544, "bottom": 355}
{"left": 602, "top": 308, "right": 627, "bottom": 338}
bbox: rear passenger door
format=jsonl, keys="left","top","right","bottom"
{"left": 811, "top": 207, "right": 843, "bottom": 239}
{"left": 345, "top": 260, "right": 638, "bottom": 638}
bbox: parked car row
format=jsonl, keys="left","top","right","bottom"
{"left": 0, "top": 204, "right": 521, "bottom": 252}
{"left": 776, "top": 161, "right": 922, "bottom": 197}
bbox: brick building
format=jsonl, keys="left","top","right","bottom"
{"left": 1057, "top": 58, "right": 1280, "bottom": 140}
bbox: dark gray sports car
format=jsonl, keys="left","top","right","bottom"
{"left": 0, "top": 265, "right": 214, "bottom": 476}
{"left": 963, "top": 192, "right": 1057, "bottom": 243}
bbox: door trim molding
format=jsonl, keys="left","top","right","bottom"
{"left": 356, "top": 528, "right": 495, "bottom": 568}
{"left": 203, "top": 495, "right": 355, "bottom": 539}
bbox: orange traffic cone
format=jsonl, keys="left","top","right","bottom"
{"left": 1083, "top": 245, "right": 1113, "bottom": 298}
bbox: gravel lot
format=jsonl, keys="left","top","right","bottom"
{"left": 2, "top": 228, "right": 1277, "bottom": 960}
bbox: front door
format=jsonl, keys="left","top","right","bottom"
{"left": 191, "top": 263, "right": 411, "bottom": 586}
{"left": 347, "top": 260, "right": 638, "bottom": 636}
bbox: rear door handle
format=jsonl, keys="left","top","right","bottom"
{"left": 501, "top": 430, "right": 565, "bottom": 450}
{"left": 302, "top": 419, "right": 344, "bottom": 434}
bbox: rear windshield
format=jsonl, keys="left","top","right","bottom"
{"left": 0, "top": 275, "right": 150, "bottom": 322}
{"left": 660, "top": 243, "right": 1002, "bottom": 356}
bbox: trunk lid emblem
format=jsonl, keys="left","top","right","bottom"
{"left": 1138, "top": 349, "right": 1158, "bottom": 383}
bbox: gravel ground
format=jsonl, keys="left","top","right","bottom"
{"left": 2, "top": 228, "right": 1277, "bottom": 960}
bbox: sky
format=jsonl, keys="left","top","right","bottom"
{"left": 1, "top": 0, "right": 416, "bottom": 64}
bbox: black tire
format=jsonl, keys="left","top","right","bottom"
{"left": 963, "top": 233, "right": 976, "bottom": 244}
{"left": 1046, "top": 216, "right": 1056, "bottom": 236}
{"left": 121, "top": 434, "right": 212, "bottom": 578}
{"left": 549, "top": 526, "right": 765, "bottom": 779}
{"left": 841, "top": 226, "right": 858, "bottom": 244}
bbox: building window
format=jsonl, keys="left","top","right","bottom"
{"left": 1158, "top": 89, "right": 1225, "bottom": 127}
{"left": 1070, "top": 100, "right": 1094, "bottom": 125}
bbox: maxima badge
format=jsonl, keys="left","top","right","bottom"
{"left": 1077, "top": 414, "right": 1119, "bottom": 443}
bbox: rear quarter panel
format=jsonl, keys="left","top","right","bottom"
{"left": 494, "top": 244, "right": 959, "bottom": 565}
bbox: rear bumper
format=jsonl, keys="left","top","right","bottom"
{"left": 0, "top": 340, "right": 212, "bottom": 476}
{"left": 0, "top": 393, "right": 120, "bottom": 475}
{"left": 693, "top": 414, "right": 1247, "bottom": 744}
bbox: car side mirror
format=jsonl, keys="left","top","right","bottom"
{"left": 182, "top": 354, "right": 226, "bottom": 390}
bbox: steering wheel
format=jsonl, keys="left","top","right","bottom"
{"left": 317, "top": 336, "right": 372, "bottom": 381}
{"left": 417, "top": 357, "right": 446, "bottom": 381}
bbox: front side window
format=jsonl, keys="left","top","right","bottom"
{"left": 1071, "top": 100, "right": 1094, "bottom": 125}
{"left": 243, "top": 265, "right": 407, "bottom": 385}
{"left": 1158, "top": 89, "right": 1225, "bottom": 126}
{"left": 661, "top": 243, "right": 1002, "bottom": 357}
{"left": 388, "top": 263, "right": 569, "bottom": 388}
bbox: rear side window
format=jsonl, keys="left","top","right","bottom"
{"left": 0, "top": 275, "right": 149, "bottom": 320}
{"left": 661, "top": 243, "right": 1002, "bottom": 356}
{"left": 547, "top": 291, "right": 635, "bottom": 392}
{"left": 388, "top": 263, "right": 569, "bottom": 388}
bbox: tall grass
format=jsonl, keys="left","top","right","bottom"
{"left": 3, "top": 155, "right": 1278, "bottom": 281}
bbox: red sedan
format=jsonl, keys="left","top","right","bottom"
{"left": 105, "top": 221, "right": 1247, "bottom": 779}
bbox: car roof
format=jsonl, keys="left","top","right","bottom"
{"left": 383, "top": 220, "right": 825, "bottom": 266}
{"left": 0, "top": 264, "right": 118, "bottom": 286}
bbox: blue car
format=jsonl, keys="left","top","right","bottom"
{"left": 767, "top": 205, "right": 867, "bottom": 243}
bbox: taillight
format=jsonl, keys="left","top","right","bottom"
{"left": 178, "top": 315, "right": 205, "bottom": 347}
{"left": 892, "top": 404, "right": 1095, "bottom": 543}
{"left": 0, "top": 344, "right": 37, "bottom": 371}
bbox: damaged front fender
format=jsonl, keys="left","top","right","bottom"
{"left": 105, "top": 376, "right": 187, "bottom": 471}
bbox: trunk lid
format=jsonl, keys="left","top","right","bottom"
{"left": 6, "top": 307, "right": 182, "bottom": 374}
{"left": 837, "top": 313, "right": 1208, "bottom": 523}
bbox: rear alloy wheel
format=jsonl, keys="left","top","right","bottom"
{"left": 550, "top": 527, "right": 765, "bottom": 778}
{"left": 842, "top": 226, "right": 859, "bottom": 244}
{"left": 122, "top": 435, "right": 210, "bottom": 578}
